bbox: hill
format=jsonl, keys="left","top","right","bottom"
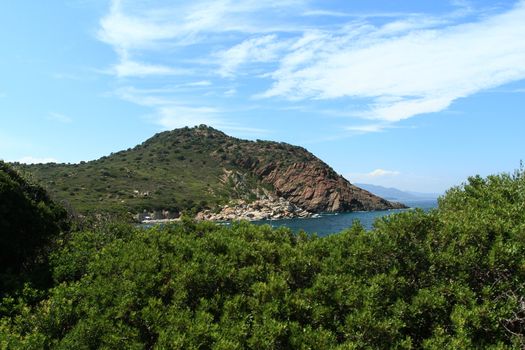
{"left": 355, "top": 183, "right": 440, "bottom": 202}
{"left": 13, "top": 125, "right": 404, "bottom": 218}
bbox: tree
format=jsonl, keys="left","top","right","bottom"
{"left": 0, "top": 161, "right": 68, "bottom": 294}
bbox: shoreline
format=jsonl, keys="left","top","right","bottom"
{"left": 195, "top": 197, "right": 312, "bottom": 222}
{"left": 140, "top": 200, "right": 431, "bottom": 225}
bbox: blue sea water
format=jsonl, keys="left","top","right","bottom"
{"left": 141, "top": 200, "right": 438, "bottom": 236}
{"left": 251, "top": 199, "right": 438, "bottom": 237}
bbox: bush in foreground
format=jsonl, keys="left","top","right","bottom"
{"left": 1, "top": 170, "right": 525, "bottom": 348}
{"left": 0, "top": 162, "right": 68, "bottom": 295}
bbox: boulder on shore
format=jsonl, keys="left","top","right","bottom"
{"left": 196, "top": 197, "right": 311, "bottom": 221}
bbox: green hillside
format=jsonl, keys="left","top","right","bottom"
{"left": 14, "top": 126, "right": 275, "bottom": 214}
{"left": 14, "top": 125, "right": 400, "bottom": 216}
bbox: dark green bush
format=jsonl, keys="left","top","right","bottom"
{"left": 0, "top": 162, "right": 68, "bottom": 294}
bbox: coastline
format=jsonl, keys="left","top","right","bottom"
{"left": 139, "top": 199, "right": 435, "bottom": 225}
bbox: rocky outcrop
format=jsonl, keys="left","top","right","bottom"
{"left": 245, "top": 161, "right": 406, "bottom": 213}
{"left": 196, "top": 197, "right": 312, "bottom": 221}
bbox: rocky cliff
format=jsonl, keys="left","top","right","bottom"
{"left": 231, "top": 139, "right": 405, "bottom": 213}
{"left": 253, "top": 162, "right": 403, "bottom": 212}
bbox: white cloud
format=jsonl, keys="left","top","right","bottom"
{"left": 48, "top": 112, "right": 72, "bottom": 123}
{"left": 302, "top": 10, "right": 426, "bottom": 19}
{"left": 114, "top": 86, "right": 171, "bottom": 106}
{"left": 224, "top": 88, "right": 237, "bottom": 96}
{"left": 112, "top": 59, "right": 185, "bottom": 78}
{"left": 368, "top": 169, "right": 401, "bottom": 177}
{"left": 450, "top": 0, "right": 473, "bottom": 14}
{"left": 97, "top": 0, "right": 525, "bottom": 133}
{"left": 347, "top": 169, "right": 401, "bottom": 183}
{"left": 98, "top": 0, "right": 305, "bottom": 52}
{"left": 346, "top": 123, "right": 389, "bottom": 133}
{"left": 217, "top": 35, "right": 287, "bottom": 77}
{"left": 98, "top": 0, "right": 179, "bottom": 51}
{"left": 97, "top": 0, "right": 310, "bottom": 78}
{"left": 301, "top": 10, "right": 350, "bottom": 17}
{"left": 186, "top": 80, "right": 212, "bottom": 87}
{"left": 17, "top": 156, "right": 59, "bottom": 164}
{"left": 262, "top": 1, "right": 525, "bottom": 121}
{"left": 104, "top": 48, "right": 191, "bottom": 78}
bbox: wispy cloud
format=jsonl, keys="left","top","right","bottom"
{"left": 301, "top": 10, "right": 423, "bottom": 19}
{"left": 507, "top": 88, "right": 525, "bottom": 93}
{"left": 96, "top": 0, "right": 317, "bottom": 83}
{"left": 186, "top": 80, "right": 212, "bottom": 87}
{"left": 301, "top": 10, "right": 350, "bottom": 18}
{"left": 346, "top": 123, "right": 390, "bottom": 134}
{"left": 48, "top": 112, "right": 72, "bottom": 123}
{"left": 96, "top": 0, "right": 525, "bottom": 133}
{"left": 347, "top": 168, "right": 401, "bottom": 183}
{"left": 262, "top": 1, "right": 525, "bottom": 121}
{"left": 115, "top": 85, "right": 268, "bottom": 136}
{"left": 216, "top": 35, "right": 288, "bottom": 77}
{"left": 368, "top": 169, "right": 401, "bottom": 177}
{"left": 111, "top": 58, "right": 186, "bottom": 78}
{"left": 96, "top": 0, "right": 307, "bottom": 132}
{"left": 97, "top": 0, "right": 306, "bottom": 61}
{"left": 224, "top": 88, "right": 237, "bottom": 96}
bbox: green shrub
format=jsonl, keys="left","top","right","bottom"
{"left": 0, "top": 162, "right": 68, "bottom": 294}
{"left": 2, "top": 169, "right": 525, "bottom": 348}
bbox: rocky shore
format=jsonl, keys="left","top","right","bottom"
{"left": 196, "top": 197, "right": 312, "bottom": 221}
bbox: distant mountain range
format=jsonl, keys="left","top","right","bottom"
{"left": 355, "top": 183, "right": 441, "bottom": 202}
{"left": 13, "top": 125, "right": 405, "bottom": 216}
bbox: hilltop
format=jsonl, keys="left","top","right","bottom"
{"left": 14, "top": 125, "right": 404, "bottom": 218}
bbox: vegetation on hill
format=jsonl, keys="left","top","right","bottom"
{"left": 2, "top": 169, "right": 525, "bottom": 348}
{"left": 14, "top": 125, "right": 401, "bottom": 217}
{"left": 0, "top": 161, "right": 68, "bottom": 295}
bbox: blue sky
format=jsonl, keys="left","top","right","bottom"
{"left": 1, "top": 0, "right": 525, "bottom": 193}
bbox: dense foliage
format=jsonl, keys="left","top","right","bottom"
{"left": 13, "top": 125, "right": 311, "bottom": 215}
{"left": 0, "top": 162, "right": 68, "bottom": 294}
{"left": 2, "top": 170, "right": 525, "bottom": 348}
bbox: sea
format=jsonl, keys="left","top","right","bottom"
{"left": 142, "top": 199, "right": 438, "bottom": 237}
{"left": 250, "top": 199, "right": 438, "bottom": 237}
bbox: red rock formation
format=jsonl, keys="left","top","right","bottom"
{"left": 249, "top": 160, "right": 405, "bottom": 212}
